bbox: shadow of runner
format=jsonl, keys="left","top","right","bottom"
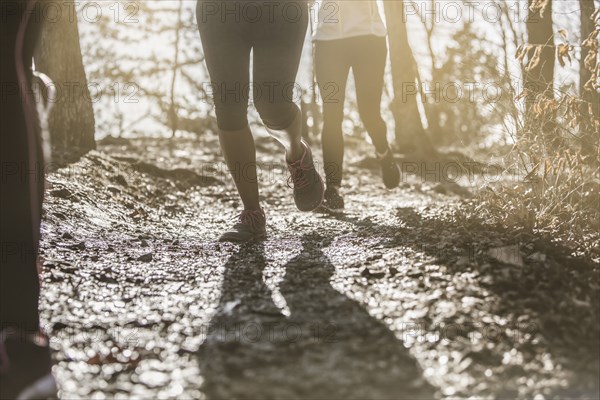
{"left": 197, "top": 236, "right": 435, "bottom": 399}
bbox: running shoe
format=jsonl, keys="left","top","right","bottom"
{"left": 287, "top": 141, "right": 325, "bottom": 212}
{"left": 219, "top": 209, "right": 267, "bottom": 243}
{"left": 323, "top": 185, "right": 345, "bottom": 212}
{"left": 378, "top": 149, "right": 401, "bottom": 189}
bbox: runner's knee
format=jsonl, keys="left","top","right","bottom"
{"left": 254, "top": 101, "right": 299, "bottom": 131}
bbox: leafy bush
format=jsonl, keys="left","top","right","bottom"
{"left": 476, "top": 10, "right": 600, "bottom": 257}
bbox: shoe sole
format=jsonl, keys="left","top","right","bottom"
{"left": 296, "top": 174, "right": 325, "bottom": 212}
{"left": 219, "top": 231, "right": 267, "bottom": 243}
{"left": 383, "top": 163, "right": 401, "bottom": 189}
{"left": 292, "top": 140, "right": 326, "bottom": 212}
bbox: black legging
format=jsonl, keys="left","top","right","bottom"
{"left": 196, "top": 0, "right": 308, "bottom": 131}
{"left": 315, "top": 35, "right": 389, "bottom": 187}
{"left": 1, "top": 0, "right": 43, "bottom": 332}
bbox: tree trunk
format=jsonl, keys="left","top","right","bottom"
{"left": 383, "top": 0, "right": 434, "bottom": 154}
{"left": 580, "top": 0, "right": 599, "bottom": 119}
{"left": 168, "top": 0, "right": 184, "bottom": 138}
{"left": 34, "top": 3, "right": 95, "bottom": 163}
{"left": 524, "top": 0, "right": 557, "bottom": 145}
{"left": 525, "top": 0, "right": 555, "bottom": 105}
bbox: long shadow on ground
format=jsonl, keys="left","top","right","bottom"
{"left": 321, "top": 208, "right": 599, "bottom": 397}
{"left": 197, "top": 235, "right": 435, "bottom": 399}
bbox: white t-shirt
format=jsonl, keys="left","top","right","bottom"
{"left": 312, "top": 0, "right": 386, "bottom": 41}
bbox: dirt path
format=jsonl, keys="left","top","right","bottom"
{"left": 39, "top": 135, "right": 599, "bottom": 399}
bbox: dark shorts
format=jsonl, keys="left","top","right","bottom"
{"left": 196, "top": 0, "right": 308, "bottom": 131}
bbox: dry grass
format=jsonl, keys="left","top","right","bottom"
{"left": 475, "top": 94, "right": 599, "bottom": 258}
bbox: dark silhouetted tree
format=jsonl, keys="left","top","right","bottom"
{"left": 384, "top": 0, "right": 434, "bottom": 154}
{"left": 34, "top": 2, "right": 95, "bottom": 162}
{"left": 580, "top": 1, "right": 599, "bottom": 121}
{"left": 525, "top": 0, "right": 555, "bottom": 106}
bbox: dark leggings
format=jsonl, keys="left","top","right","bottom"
{"left": 1, "top": 0, "right": 43, "bottom": 332}
{"left": 315, "top": 35, "right": 389, "bottom": 187}
{"left": 196, "top": 0, "right": 308, "bottom": 131}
